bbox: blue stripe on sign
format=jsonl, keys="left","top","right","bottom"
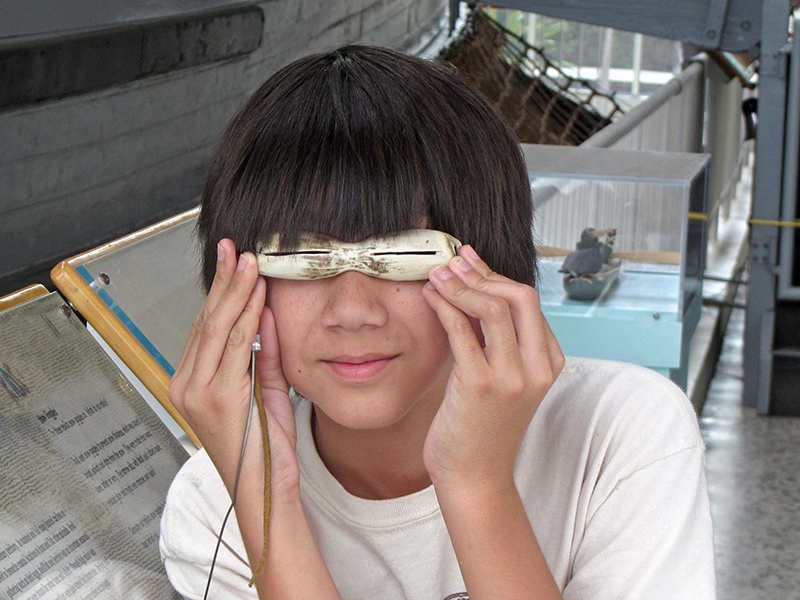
{"left": 76, "top": 265, "right": 175, "bottom": 376}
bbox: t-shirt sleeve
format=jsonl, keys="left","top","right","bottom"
{"left": 563, "top": 446, "right": 716, "bottom": 599}
{"left": 159, "top": 449, "right": 257, "bottom": 600}
{"left": 552, "top": 362, "right": 716, "bottom": 600}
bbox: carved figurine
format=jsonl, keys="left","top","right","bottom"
{"left": 558, "top": 228, "right": 620, "bottom": 301}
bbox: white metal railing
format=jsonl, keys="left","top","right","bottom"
{"left": 533, "top": 56, "right": 747, "bottom": 255}
{"left": 483, "top": 5, "right": 747, "bottom": 251}
{"left": 580, "top": 61, "right": 705, "bottom": 153}
{"left": 486, "top": 10, "right": 683, "bottom": 98}
{"left": 703, "top": 58, "right": 748, "bottom": 234}
{"left": 581, "top": 57, "right": 746, "bottom": 240}
{"left": 490, "top": 7, "right": 747, "bottom": 241}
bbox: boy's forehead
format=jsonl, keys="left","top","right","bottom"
{"left": 256, "top": 229, "right": 461, "bottom": 281}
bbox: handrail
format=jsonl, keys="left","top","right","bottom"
{"left": 531, "top": 60, "right": 706, "bottom": 212}
{"left": 580, "top": 61, "right": 704, "bottom": 149}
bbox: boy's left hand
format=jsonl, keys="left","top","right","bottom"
{"left": 421, "top": 245, "right": 564, "bottom": 492}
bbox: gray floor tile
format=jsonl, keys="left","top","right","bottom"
{"left": 701, "top": 293, "right": 800, "bottom": 599}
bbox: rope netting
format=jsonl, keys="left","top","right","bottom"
{"left": 439, "top": 8, "right": 625, "bottom": 146}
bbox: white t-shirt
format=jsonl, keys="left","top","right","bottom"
{"left": 160, "top": 357, "right": 716, "bottom": 599}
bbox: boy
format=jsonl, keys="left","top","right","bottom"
{"left": 161, "top": 46, "right": 715, "bottom": 599}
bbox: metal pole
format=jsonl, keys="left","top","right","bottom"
{"left": 743, "top": 0, "right": 790, "bottom": 411}
{"left": 582, "top": 62, "right": 703, "bottom": 148}
{"left": 632, "top": 33, "right": 643, "bottom": 95}
{"left": 527, "top": 12, "right": 537, "bottom": 47}
{"left": 599, "top": 27, "right": 613, "bottom": 90}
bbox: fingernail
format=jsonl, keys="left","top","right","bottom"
{"left": 237, "top": 254, "right": 248, "bottom": 272}
{"left": 217, "top": 242, "right": 225, "bottom": 262}
{"left": 433, "top": 266, "right": 453, "bottom": 280}
{"left": 455, "top": 257, "right": 472, "bottom": 272}
{"left": 424, "top": 281, "right": 435, "bottom": 290}
{"left": 463, "top": 245, "right": 479, "bottom": 260}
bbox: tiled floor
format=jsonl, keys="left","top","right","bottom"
{"left": 701, "top": 290, "right": 800, "bottom": 599}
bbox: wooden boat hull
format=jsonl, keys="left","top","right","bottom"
{"left": 562, "top": 263, "right": 621, "bottom": 301}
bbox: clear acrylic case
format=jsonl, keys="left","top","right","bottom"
{"left": 522, "top": 144, "right": 709, "bottom": 387}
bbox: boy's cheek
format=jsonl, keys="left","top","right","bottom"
{"left": 278, "top": 349, "right": 307, "bottom": 390}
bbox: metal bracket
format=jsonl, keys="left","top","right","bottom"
{"left": 779, "top": 42, "right": 792, "bottom": 80}
{"left": 761, "top": 42, "right": 792, "bottom": 79}
{"left": 750, "top": 237, "right": 778, "bottom": 266}
{"left": 449, "top": 0, "right": 461, "bottom": 32}
{"left": 703, "top": 0, "right": 730, "bottom": 47}
{"left": 756, "top": 309, "right": 776, "bottom": 414}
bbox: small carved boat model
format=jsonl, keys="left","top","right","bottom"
{"left": 559, "top": 228, "right": 620, "bottom": 301}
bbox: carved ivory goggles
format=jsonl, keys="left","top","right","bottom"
{"left": 256, "top": 229, "right": 462, "bottom": 281}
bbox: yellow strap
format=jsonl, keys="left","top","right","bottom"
{"left": 688, "top": 213, "right": 800, "bottom": 228}
{"left": 248, "top": 373, "right": 271, "bottom": 587}
{"left": 749, "top": 218, "right": 800, "bottom": 228}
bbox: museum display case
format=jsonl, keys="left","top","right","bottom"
{"left": 523, "top": 144, "right": 709, "bottom": 387}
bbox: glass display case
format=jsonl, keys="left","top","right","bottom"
{"left": 522, "top": 144, "right": 709, "bottom": 388}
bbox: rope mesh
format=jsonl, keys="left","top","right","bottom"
{"left": 439, "top": 8, "right": 625, "bottom": 146}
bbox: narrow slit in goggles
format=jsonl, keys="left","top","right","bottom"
{"left": 256, "top": 229, "right": 462, "bottom": 281}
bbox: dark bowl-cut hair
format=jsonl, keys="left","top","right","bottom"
{"left": 197, "top": 45, "right": 536, "bottom": 292}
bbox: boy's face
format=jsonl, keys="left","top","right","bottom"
{"left": 266, "top": 271, "right": 453, "bottom": 431}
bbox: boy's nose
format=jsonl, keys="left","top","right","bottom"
{"left": 319, "top": 271, "right": 389, "bottom": 331}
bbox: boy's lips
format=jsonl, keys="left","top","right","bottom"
{"left": 323, "top": 354, "right": 397, "bottom": 380}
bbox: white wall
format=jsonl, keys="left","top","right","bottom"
{"left": 0, "top": 0, "right": 448, "bottom": 292}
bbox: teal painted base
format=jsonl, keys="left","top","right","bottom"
{"left": 538, "top": 260, "right": 701, "bottom": 390}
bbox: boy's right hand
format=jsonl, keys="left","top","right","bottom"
{"left": 168, "top": 239, "right": 341, "bottom": 598}
{"left": 169, "top": 238, "right": 298, "bottom": 499}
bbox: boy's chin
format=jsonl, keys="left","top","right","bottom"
{"left": 314, "top": 400, "right": 414, "bottom": 432}
{"left": 310, "top": 390, "right": 439, "bottom": 435}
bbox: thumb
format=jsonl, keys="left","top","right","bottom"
{"left": 255, "top": 305, "right": 289, "bottom": 394}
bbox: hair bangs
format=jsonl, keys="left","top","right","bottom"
{"left": 202, "top": 49, "right": 430, "bottom": 267}
{"left": 198, "top": 45, "right": 536, "bottom": 292}
{"left": 268, "top": 90, "right": 430, "bottom": 249}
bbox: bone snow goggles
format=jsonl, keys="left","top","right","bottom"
{"left": 256, "top": 229, "right": 462, "bottom": 281}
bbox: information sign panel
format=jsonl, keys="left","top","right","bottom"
{"left": 0, "top": 293, "right": 187, "bottom": 600}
